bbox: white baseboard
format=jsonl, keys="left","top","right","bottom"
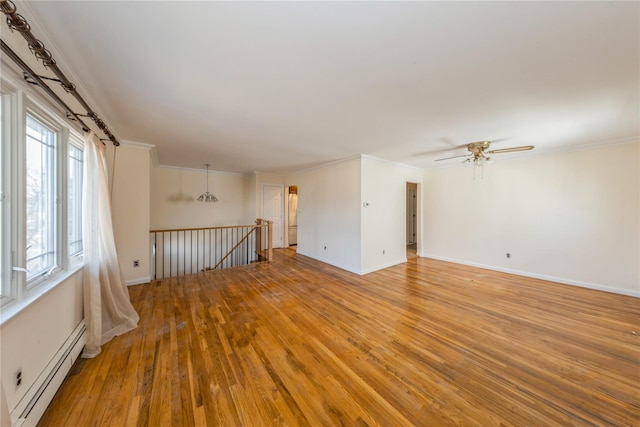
{"left": 309, "top": 258, "right": 407, "bottom": 276}
{"left": 360, "top": 258, "right": 407, "bottom": 275}
{"left": 420, "top": 253, "right": 640, "bottom": 298}
{"left": 325, "top": 260, "right": 361, "bottom": 276}
{"left": 295, "top": 250, "right": 362, "bottom": 276}
{"left": 125, "top": 276, "right": 151, "bottom": 286}
{"left": 11, "top": 321, "right": 86, "bottom": 427}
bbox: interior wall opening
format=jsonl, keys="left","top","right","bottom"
{"left": 288, "top": 185, "right": 298, "bottom": 249}
{"left": 406, "top": 182, "right": 418, "bottom": 260}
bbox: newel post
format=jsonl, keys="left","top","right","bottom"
{"left": 255, "top": 219, "right": 263, "bottom": 258}
{"left": 267, "top": 220, "right": 273, "bottom": 262}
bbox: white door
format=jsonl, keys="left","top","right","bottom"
{"left": 262, "top": 184, "right": 284, "bottom": 248}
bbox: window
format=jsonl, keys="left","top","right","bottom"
{"left": 0, "top": 97, "right": 4, "bottom": 299}
{"left": 25, "top": 115, "right": 57, "bottom": 281}
{"left": 0, "top": 86, "right": 84, "bottom": 309}
{"left": 68, "top": 142, "right": 83, "bottom": 257}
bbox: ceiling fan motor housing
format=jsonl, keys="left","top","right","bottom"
{"left": 468, "top": 141, "right": 491, "bottom": 160}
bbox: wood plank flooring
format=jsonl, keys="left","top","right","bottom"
{"left": 38, "top": 250, "right": 640, "bottom": 426}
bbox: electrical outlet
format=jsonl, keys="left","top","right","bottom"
{"left": 133, "top": 259, "right": 140, "bottom": 267}
{"left": 14, "top": 368, "right": 22, "bottom": 389}
{"left": 506, "top": 253, "right": 511, "bottom": 259}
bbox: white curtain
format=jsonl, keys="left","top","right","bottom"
{"left": 82, "top": 133, "right": 139, "bottom": 358}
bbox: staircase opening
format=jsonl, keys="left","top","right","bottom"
{"left": 150, "top": 219, "right": 273, "bottom": 280}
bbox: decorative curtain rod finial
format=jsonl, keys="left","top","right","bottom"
{"left": 2, "top": 0, "right": 120, "bottom": 146}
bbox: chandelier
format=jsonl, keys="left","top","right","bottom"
{"left": 197, "top": 164, "right": 218, "bottom": 202}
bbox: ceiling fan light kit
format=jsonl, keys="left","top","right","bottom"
{"left": 435, "top": 140, "right": 535, "bottom": 168}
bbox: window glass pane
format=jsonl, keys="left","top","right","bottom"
{"left": 68, "top": 143, "right": 83, "bottom": 257}
{"left": 0, "top": 98, "right": 3, "bottom": 297}
{"left": 26, "top": 115, "right": 56, "bottom": 280}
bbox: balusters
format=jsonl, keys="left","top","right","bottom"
{"left": 150, "top": 221, "right": 272, "bottom": 280}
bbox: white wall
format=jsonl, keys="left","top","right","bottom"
{"left": 109, "top": 144, "right": 152, "bottom": 285}
{"left": 360, "top": 156, "right": 423, "bottom": 274}
{"left": 141, "top": 143, "right": 640, "bottom": 295}
{"left": 0, "top": 271, "right": 83, "bottom": 415}
{"left": 243, "top": 173, "right": 257, "bottom": 225}
{"left": 422, "top": 142, "right": 640, "bottom": 296}
{"left": 286, "top": 155, "right": 425, "bottom": 276}
{"left": 289, "top": 157, "right": 362, "bottom": 274}
{"left": 255, "top": 173, "right": 286, "bottom": 248}
{"left": 151, "top": 166, "right": 252, "bottom": 229}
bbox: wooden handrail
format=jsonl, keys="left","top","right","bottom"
{"left": 150, "top": 219, "right": 273, "bottom": 279}
{"left": 150, "top": 224, "right": 263, "bottom": 233}
{"left": 212, "top": 227, "right": 257, "bottom": 270}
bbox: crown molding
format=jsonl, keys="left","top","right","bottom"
{"left": 155, "top": 164, "right": 244, "bottom": 176}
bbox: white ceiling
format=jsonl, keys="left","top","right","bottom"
{"left": 6, "top": 1, "right": 639, "bottom": 173}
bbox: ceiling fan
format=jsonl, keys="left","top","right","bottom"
{"left": 435, "top": 141, "right": 534, "bottom": 165}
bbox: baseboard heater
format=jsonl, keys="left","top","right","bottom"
{"left": 11, "top": 321, "right": 86, "bottom": 427}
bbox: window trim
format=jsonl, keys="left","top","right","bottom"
{"left": 68, "top": 138, "right": 84, "bottom": 260}
{"left": 2, "top": 90, "right": 26, "bottom": 302}
{"left": 25, "top": 112, "right": 60, "bottom": 285}
{"left": 1, "top": 83, "right": 85, "bottom": 311}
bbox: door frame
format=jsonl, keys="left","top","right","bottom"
{"left": 286, "top": 185, "right": 298, "bottom": 247}
{"left": 261, "top": 183, "right": 285, "bottom": 249}
{"left": 406, "top": 182, "right": 420, "bottom": 256}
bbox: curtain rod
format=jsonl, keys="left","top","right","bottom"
{"left": 0, "top": 40, "right": 94, "bottom": 134}
{"left": 0, "top": 0, "right": 120, "bottom": 146}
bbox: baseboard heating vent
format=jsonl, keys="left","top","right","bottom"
{"left": 11, "top": 322, "right": 85, "bottom": 427}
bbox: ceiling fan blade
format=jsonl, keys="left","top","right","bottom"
{"left": 413, "top": 138, "right": 467, "bottom": 157}
{"left": 435, "top": 154, "right": 470, "bottom": 162}
{"left": 487, "top": 145, "right": 534, "bottom": 154}
{"left": 413, "top": 147, "right": 462, "bottom": 157}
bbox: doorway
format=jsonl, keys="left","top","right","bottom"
{"left": 287, "top": 186, "right": 298, "bottom": 247}
{"left": 406, "top": 182, "right": 418, "bottom": 259}
{"left": 262, "top": 184, "right": 284, "bottom": 248}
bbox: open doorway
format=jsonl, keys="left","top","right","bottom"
{"left": 287, "top": 186, "right": 298, "bottom": 248}
{"left": 406, "top": 182, "right": 418, "bottom": 259}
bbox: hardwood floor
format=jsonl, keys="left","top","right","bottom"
{"left": 407, "top": 243, "right": 417, "bottom": 260}
{"left": 39, "top": 250, "right": 639, "bottom": 426}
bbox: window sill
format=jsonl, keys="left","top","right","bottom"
{"left": 0, "top": 262, "right": 84, "bottom": 326}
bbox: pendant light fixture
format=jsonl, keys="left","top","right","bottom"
{"left": 197, "top": 163, "right": 218, "bottom": 202}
